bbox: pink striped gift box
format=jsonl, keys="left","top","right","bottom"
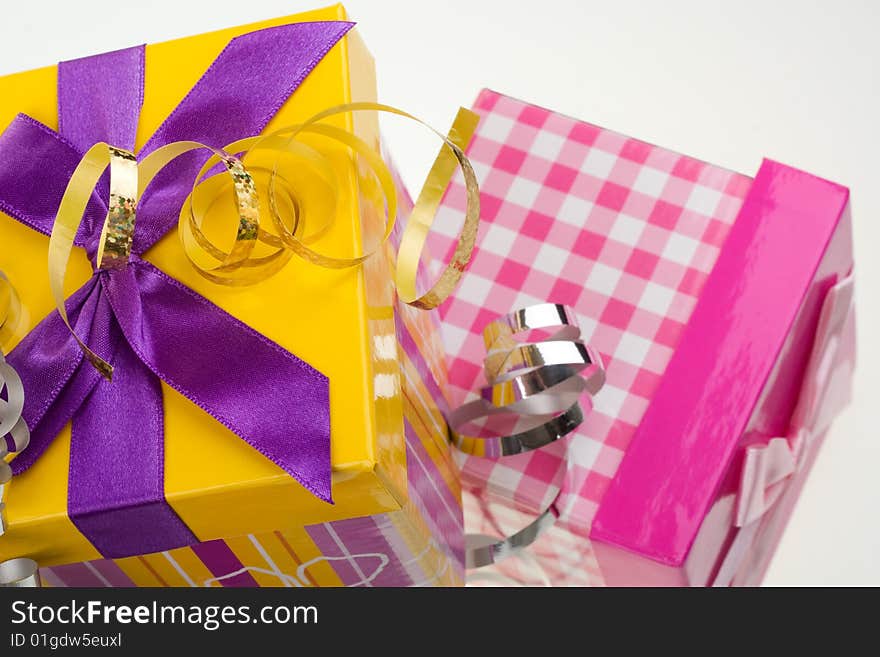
{"left": 433, "top": 90, "right": 855, "bottom": 586}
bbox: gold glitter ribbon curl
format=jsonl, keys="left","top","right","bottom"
{"left": 47, "top": 103, "right": 481, "bottom": 378}
{"left": 0, "top": 271, "right": 25, "bottom": 350}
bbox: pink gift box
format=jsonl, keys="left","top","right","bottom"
{"left": 433, "top": 90, "right": 855, "bottom": 586}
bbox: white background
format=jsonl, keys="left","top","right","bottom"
{"left": 0, "top": 0, "right": 876, "bottom": 586}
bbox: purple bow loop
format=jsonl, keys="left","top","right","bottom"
{"left": 0, "top": 21, "right": 353, "bottom": 558}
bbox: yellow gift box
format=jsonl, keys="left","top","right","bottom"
{"left": 0, "top": 4, "right": 463, "bottom": 587}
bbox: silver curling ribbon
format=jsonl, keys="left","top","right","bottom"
{"left": 0, "top": 350, "right": 30, "bottom": 486}
{"left": 0, "top": 558, "right": 40, "bottom": 587}
{"left": 0, "top": 271, "right": 38, "bottom": 586}
{"left": 448, "top": 303, "right": 605, "bottom": 570}
{"left": 1, "top": 270, "right": 30, "bottom": 477}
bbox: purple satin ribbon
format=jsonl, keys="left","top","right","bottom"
{"left": 0, "top": 21, "right": 353, "bottom": 558}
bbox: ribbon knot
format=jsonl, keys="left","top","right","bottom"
{"left": 75, "top": 196, "right": 112, "bottom": 266}
{"left": 735, "top": 430, "right": 805, "bottom": 528}
{"left": 0, "top": 22, "right": 355, "bottom": 557}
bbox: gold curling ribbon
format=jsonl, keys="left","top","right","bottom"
{"left": 0, "top": 271, "right": 24, "bottom": 350}
{"left": 261, "top": 103, "right": 482, "bottom": 310}
{"left": 48, "top": 143, "right": 129, "bottom": 380}
{"left": 175, "top": 102, "right": 481, "bottom": 309}
{"left": 48, "top": 104, "right": 480, "bottom": 376}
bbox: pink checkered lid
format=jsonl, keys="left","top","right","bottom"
{"left": 432, "top": 89, "right": 752, "bottom": 539}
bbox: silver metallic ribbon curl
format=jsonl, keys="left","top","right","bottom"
{"left": 448, "top": 303, "right": 605, "bottom": 569}
{"left": 0, "top": 350, "right": 30, "bottom": 487}
{"left": 0, "top": 558, "right": 40, "bottom": 588}
{"left": 0, "top": 272, "right": 39, "bottom": 587}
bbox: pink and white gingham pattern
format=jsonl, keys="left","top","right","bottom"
{"left": 431, "top": 90, "right": 753, "bottom": 546}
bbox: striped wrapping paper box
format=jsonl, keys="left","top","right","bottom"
{"left": 31, "top": 312, "right": 463, "bottom": 587}
{"left": 433, "top": 90, "right": 854, "bottom": 586}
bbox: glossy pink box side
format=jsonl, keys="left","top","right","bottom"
{"left": 591, "top": 160, "right": 853, "bottom": 585}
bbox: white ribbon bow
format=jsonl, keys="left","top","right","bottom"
{"left": 735, "top": 274, "right": 855, "bottom": 528}
{"left": 712, "top": 273, "right": 854, "bottom": 586}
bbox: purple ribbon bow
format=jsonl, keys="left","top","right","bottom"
{"left": 0, "top": 21, "right": 353, "bottom": 558}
